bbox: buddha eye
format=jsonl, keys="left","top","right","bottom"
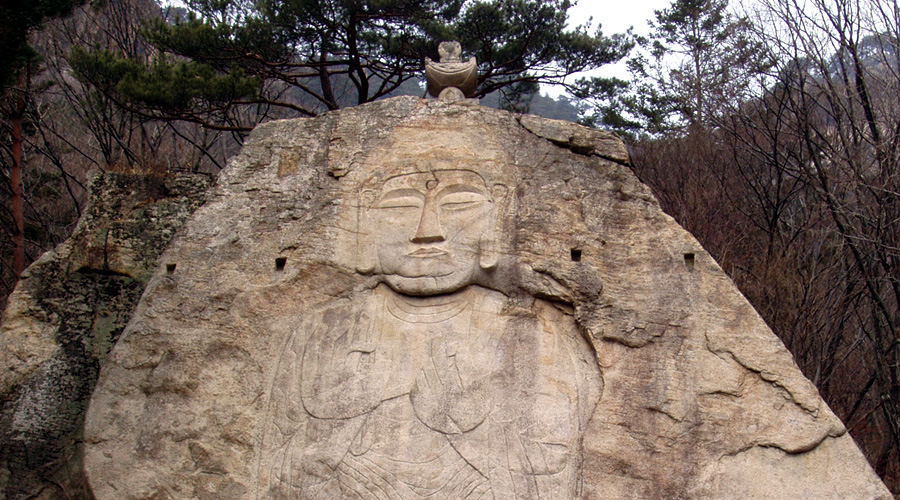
{"left": 440, "top": 192, "right": 486, "bottom": 211}
{"left": 376, "top": 190, "right": 423, "bottom": 210}
{"left": 378, "top": 198, "right": 421, "bottom": 209}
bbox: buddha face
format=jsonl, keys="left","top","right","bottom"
{"left": 365, "top": 169, "right": 497, "bottom": 296}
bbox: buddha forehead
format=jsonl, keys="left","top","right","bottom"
{"left": 353, "top": 123, "right": 510, "bottom": 186}
{"left": 374, "top": 124, "right": 506, "bottom": 159}
{"left": 378, "top": 169, "right": 487, "bottom": 193}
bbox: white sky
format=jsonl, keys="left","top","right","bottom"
{"left": 567, "top": 0, "right": 672, "bottom": 36}
{"left": 543, "top": 0, "right": 675, "bottom": 97}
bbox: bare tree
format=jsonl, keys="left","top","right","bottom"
{"left": 1, "top": 0, "right": 241, "bottom": 314}
{"left": 748, "top": 0, "right": 900, "bottom": 483}
{"left": 630, "top": 0, "right": 900, "bottom": 490}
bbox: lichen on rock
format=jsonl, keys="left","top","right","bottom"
{"left": 0, "top": 171, "right": 211, "bottom": 500}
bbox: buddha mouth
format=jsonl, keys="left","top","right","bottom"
{"left": 407, "top": 248, "right": 448, "bottom": 258}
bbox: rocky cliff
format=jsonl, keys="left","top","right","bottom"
{"left": 0, "top": 172, "right": 211, "bottom": 499}
{"left": 1, "top": 96, "right": 891, "bottom": 499}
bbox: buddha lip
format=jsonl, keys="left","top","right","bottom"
{"left": 408, "top": 248, "right": 447, "bottom": 257}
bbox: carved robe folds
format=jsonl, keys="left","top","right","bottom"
{"left": 262, "top": 284, "right": 601, "bottom": 499}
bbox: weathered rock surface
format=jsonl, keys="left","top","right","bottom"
{"left": 81, "top": 97, "right": 890, "bottom": 499}
{"left": 0, "top": 172, "right": 211, "bottom": 500}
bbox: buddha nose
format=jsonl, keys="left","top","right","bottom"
{"left": 411, "top": 199, "right": 444, "bottom": 243}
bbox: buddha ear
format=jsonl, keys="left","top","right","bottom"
{"left": 479, "top": 183, "right": 508, "bottom": 270}
{"left": 357, "top": 190, "right": 377, "bottom": 274}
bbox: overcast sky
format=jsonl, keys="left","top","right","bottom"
{"left": 542, "top": 0, "right": 675, "bottom": 97}
{"left": 567, "top": 0, "right": 672, "bottom": 36}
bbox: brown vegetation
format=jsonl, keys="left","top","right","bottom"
{"left": 631, "top": 0, "right": 900, "bottom": 491}
{"left": 0, "top": 0, "right": 238, "bottom": 316}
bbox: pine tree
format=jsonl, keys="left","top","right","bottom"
{"left": 579, "top": 0, "right": 769, "bottom": 136}
{"left": 71, "top": 0, "right": 632, "bottom": 131}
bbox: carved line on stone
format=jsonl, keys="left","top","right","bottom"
{"left": 262, "top": 286, "right": 600, "bottom": 498}
{"left": 356, "top": 169, "right": 506, "bottom": 280}
{"left": 257, "top": 154, "right": 602, "bottom": 498}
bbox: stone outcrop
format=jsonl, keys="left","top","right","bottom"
{"left": 0, "top": 172, "right": 211, "bottom": 500}
{"left": 77, "top": 96, "right": 890, "bottom": 499}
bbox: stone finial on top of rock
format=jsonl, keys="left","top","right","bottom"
{"left": 425, "top": 41, "right": 478, "bottom": 101}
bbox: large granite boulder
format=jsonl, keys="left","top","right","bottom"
{"left": 82, "top": 97, "right": 890, "bottom": 499}
{"left": 0, "top": 172, "right": 211, "bottom": 499}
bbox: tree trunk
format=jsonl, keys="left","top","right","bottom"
{"left": 11, "top": 72, "right": 27, "bottom": 279}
